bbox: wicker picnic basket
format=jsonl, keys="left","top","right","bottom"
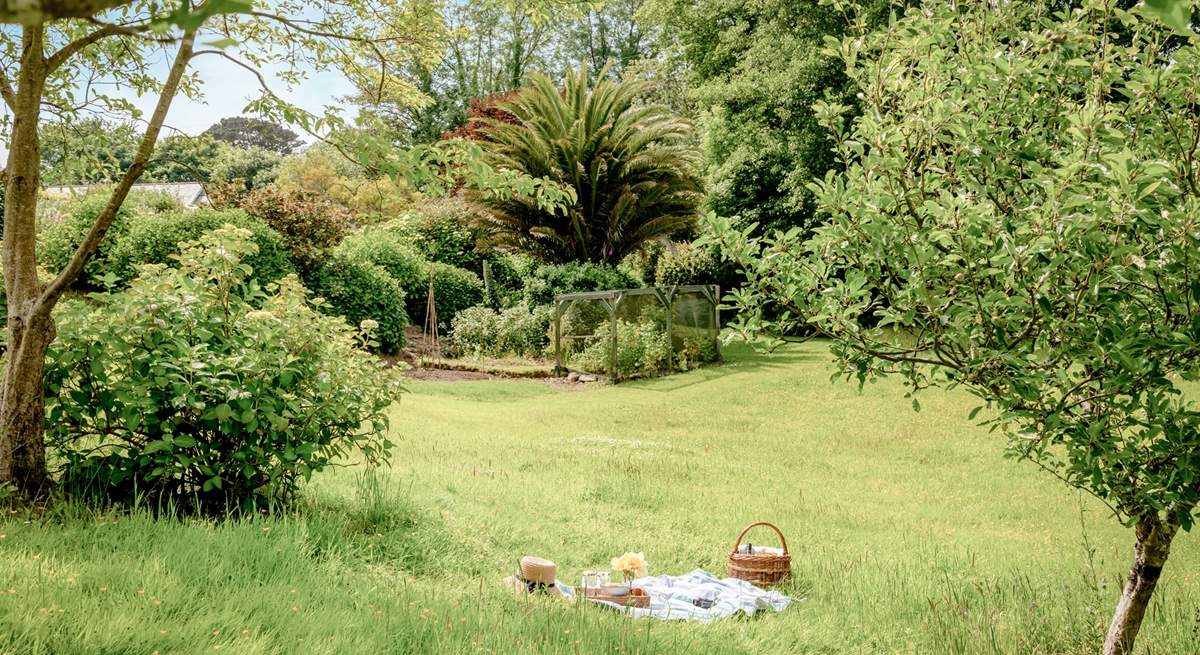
{"left": 727, "top": 521, "right": 791, "bottom": 586}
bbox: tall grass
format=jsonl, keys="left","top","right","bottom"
{"left": 1, "top": 341, "right": 1197, "bottom": 654}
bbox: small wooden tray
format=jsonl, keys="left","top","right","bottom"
{"left": 582, "top": 587, "right": 650, "bottom": 608}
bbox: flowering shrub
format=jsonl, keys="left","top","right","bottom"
{"left": 45, "top": 227, "right": 402, "bottom": 510}
{"left": 572, "top": 319, "right": 671, "bottom": 379}
{"left": 449, "top": 304, "right": 552, "bottom": 358}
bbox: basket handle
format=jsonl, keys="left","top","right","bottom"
{"left": 730, "top": 521, "right": 789, "bottom": 555}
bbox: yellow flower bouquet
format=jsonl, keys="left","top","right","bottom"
{"left": 610, "top": 552, "right": 648, "bottom": 584}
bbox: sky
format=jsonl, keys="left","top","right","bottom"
{"left": 0, "top": 36, "right": 359, "bottom": 161}
{"left": 155, "top": 54, "right": 357, "bottom": 140}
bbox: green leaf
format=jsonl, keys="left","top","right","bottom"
{"left": 1144, "top": 0, "right": 1193, "bottom": 36}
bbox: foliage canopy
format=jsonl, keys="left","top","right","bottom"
{"left": 710, "top": 2, "right": 1200, "bottom": 652}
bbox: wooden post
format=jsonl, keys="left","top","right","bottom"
{"left": 424, "top": 268, "right": 439, "bottom": 358}
{"left": 608, "top": 293, "right": 623, "bottom": 381}
{"left": 554, "top": 299, "right": 564, "bottom": 376}
{"left": 659, "top": 286, "right": 675, "bottom": 374}
{"left": 482, "top": 260, "right": 493, "bottom": 308}
{"left": 712, "top": 284, "right": 722, "bottom": 360}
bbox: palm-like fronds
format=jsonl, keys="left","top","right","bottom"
{"left": 472, "top": 64, "right": 702, "bottom": 264}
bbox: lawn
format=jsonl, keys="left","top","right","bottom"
{"left": 2, "top": 342, "right": 1197, "bottom": 654}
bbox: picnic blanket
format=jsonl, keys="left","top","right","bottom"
{"left": 583, "top": 569, "right": 793, "bottom": 622}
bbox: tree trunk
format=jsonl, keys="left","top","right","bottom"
{"left": 0, "top": 313, "right": 54, "bottom": 493}
{"left": 0, "top": 24, "right": 48, "bottom": 492}
{"left": 0, "top": 25, "right": 195, "bottom": 494}
{"left": 1102, "top": 514, "right": 1179, "bottom": 655}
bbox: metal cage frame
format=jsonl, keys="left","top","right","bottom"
{"left": 552, "top": 284, "right": 721, "bottom": 381}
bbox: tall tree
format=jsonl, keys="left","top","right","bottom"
{"left": 710, "top": 2, "right": 1200, "bottom": 654}
{"left": 39, "top": 118, "right": 141, "bottom": 184}
{"left": 146, "top": 133, "right": 224, "bottom": 183}
{"left": 644, "top": 0, "right": 891, "bottom": 235}
{"left": 203, "top": 116, "right": 303, "bottom": 154}
{"left": 474, "top": 64, "right": 701, "bottom": 264}
{"left": 0, "top": 0, "right": 572, "bottom": 494}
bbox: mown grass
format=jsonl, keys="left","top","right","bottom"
{"left": 2, "top": 341, "right": 1198, "bottom": 654}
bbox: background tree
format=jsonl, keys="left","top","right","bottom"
{"left": 202, "top": 116, "right": 304, "bottom": 155}
{"left": 474, "top": 64, "right": 701, "bottom": 264}
{"left": 644, "top": 0, "right": 892, "bottom": 235}
{"left": 146, "top": 134, "right": 224, "bottom": 183}
{"left": 711, "top": 3, "right": 1200, "bottom": 654}
{"left": 39, "top": 118, "right": 140, "bottom": 184}
{"left": 553, "top": 0, "right": 651, "bottom": 78}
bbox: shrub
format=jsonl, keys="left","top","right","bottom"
{"left": 404, "top": 262, "right": 485, "bottom": 332}
{"left": 675, "top": 333, "right": 721, "bottom": 371}
{"left": 572, "top": 318, "right": 671, "bottom": 379}
{"left": 44, "top": 227, "right": 401, "bottom": 510}
{"left": 36, "top": 194, "right": 133, "bottom": 287}
{"left": 450, "top": 304, "right": 552, "bottom": 358}
{"left": 619, "top": 241, "right": 665, "bottom": 286}
{"left": 309, "top": 254, "right": 409, "bottom": 353}
{"left": 655, "top": 241, "right": 720, "bottom": 286}
{"left": 238, "top": 186, "right": 351, "bottom": 276}
{"left": 521, "top": 261, "right": 639, "bottom": 306}
{"left": 387, "top": 198, "right": 483, "bottom": 272}
{"left": 107, "top": 208, "right": 292, "bottom": 286}
{"left": 485, "top": 253, "right": 538, "bottom": 308}
{"left": 334, "top": 228, "right": 425, "bottom": 289}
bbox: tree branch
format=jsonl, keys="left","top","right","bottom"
{"left": 45, "top": 20, "right": 162, "bottom": 73}
{"left": 0, "top": 0, "right": 129, "bottom": 25}
{"left": 0, "top": 70, "right": 14, "bottom": 108}
{"left": 38, "top": 30, "right": 198, "bottom": 311}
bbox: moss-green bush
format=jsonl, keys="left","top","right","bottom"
{"left": 107, "top": 208, "right": 292, "bottom": 286}
{"left": 655, "top": 241, "right": 721, "bottom": 286}
{"left": 334, "top": 228, "right": 425, "bottom": 289}
{"left": 403, "top": 262, "right": 484, "bottom": 332}
{"left": 519, "top": 261, "right": 639, "bottom": 306}
{"left": 388, "top": 199, "right": 483, "bottom": 272}
{"left": 309, "top": 254, "right": 409, "bottom": 353}
{"left": 36, "top": 194, "right": 134, "bottom": 287}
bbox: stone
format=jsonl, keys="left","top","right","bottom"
{"left": 567, "top": 372, "right": 580, "bottom": 382}
{"left": 578, "top": 374, "right": 598, "bottom": 383}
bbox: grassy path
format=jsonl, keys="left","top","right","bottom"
{"left": 1, "top": 342, "right": 1197, "bottom": 653}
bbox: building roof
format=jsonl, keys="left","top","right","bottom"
{"left": 42, "top": 182, "right": 209, "bottom": 208}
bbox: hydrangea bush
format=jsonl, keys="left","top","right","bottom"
{"left": 44, "top": 227, "right": 402, "bottom": 511}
